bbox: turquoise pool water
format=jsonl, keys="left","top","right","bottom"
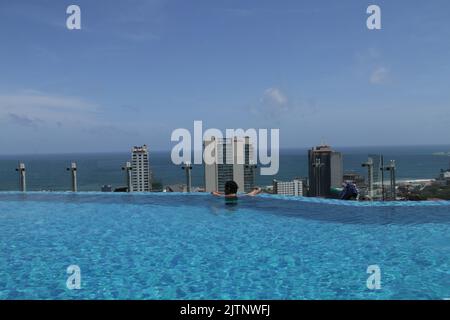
{"left": 0, "top": 192, "right": 449, "bottom": 300}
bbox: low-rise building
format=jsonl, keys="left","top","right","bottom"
{"left": 436, "top": 169, "right": 450, "bottom": 186}
{"left": 272, "top": 179, "right": 305, "bottom": 196}
{"left": 343, "top": 172, "right": 365, "bottom": 186}
{"left": 101, "top": 185, "right": 112, "bottom": 192}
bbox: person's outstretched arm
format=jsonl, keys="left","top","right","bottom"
{"left": 247, "top": 187, "right": 262, "bottom": 196}
{"left": 211, "top": 191, "right": 224, "bottom": 197}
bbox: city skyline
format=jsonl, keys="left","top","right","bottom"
{"left": 1, "top": 1, "right": 450, "bottom": 304}
{"left": 1, "top": 0, "right": 450, "bottom": 154}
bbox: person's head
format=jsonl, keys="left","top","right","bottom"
{"left": 224, "top": 181, "right": 239, "bottom": 195}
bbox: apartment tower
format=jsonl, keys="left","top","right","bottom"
{"left": 130, "top": 145, "right": 152, "bottom": 192}
{"left": 204, "top": 137, "right": 256, "bottom": 193}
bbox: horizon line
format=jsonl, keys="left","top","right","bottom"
{"left": 1, "top": 143, "right": 450, "bottom": 157}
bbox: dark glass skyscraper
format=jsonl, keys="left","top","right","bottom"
{"left": 308, "top": 145, "right": 343, "bottom": 197}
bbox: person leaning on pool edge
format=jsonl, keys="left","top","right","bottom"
{"left": 211, "top": 180, "right": 262, "bottom": 199}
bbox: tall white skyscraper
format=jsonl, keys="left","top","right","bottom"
{"left": 204, "top": 136, "right": 256, "bottom": 193}
{"left": 130, "top": 145, "right": 152, "bottom": 192}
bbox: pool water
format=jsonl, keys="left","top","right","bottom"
{"left": 0, "top": 192, "right": 449, "bottom": 300}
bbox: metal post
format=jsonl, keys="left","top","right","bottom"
{"left": 390, "top": 160, "right": 396, "bottom": 200}
{"left": 380, "top": 155, "right": 385, "bottom": 201}
{"left": 66, "top": 162, "right": 78, "bottom": 192}
{"left": 182, "top": 161, "right": 193, "bottom": 192}
{"left": 16, "top": 162, "right": 26, "bottom": 192}
{"left": 122, "top": 162, "right": 132, "bottom": 192}
{"left": 316, "top": 162, "right": 320, "bottom": 196}
{"left": 382, "top": 160, "right": 397, "bottom": 201}
{"left": 362, "top": 158, "right": 374, "bottom": 199}
{"left": 390, "top": 168, "right": 394, "bottom": 200}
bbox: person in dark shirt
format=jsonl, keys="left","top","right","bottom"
{"left": 340, "top": 182, "right": 359, "bottom": 200}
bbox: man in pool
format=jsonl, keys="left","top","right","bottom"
{"left": 211, "top": 180, "right": 262, "bottom": 200}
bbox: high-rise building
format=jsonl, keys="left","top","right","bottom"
{"left": 204, "top": 136, "right": 256, "bottom": 193}
{"left": 273, "top": 179, "right": 305, "bottom": 196}
{"left": 130, "top": 145, "right": 152, "bottom": 192}
{"left": 308, "top": 145, "right": 343, "bottom": 197}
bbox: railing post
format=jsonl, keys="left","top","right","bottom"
{"left": 182, "top": 162, "right": 193, "bottom": 192}
{"left": 16, "top": 162, "right": 26, "bottom": 192}
{"left": 67, "top": 162, "right": 78, "bottom": 192}
{"left": 362, "top": 158, "right": 374, "bottom": 199}
{"left": 122, "top": 162, "right": 132, "bottom": 192}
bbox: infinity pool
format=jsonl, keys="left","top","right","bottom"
{"left": 0, "top": 192, "right": 449, "bottom": 300}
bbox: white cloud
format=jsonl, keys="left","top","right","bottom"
{"left": 370, "top": 66, "right": 390, "bottom": 84}
{"left": 261, "top": 87, "right": 288, "bottom": 109}
{"left": 0, "top": 90, "right": 99, "bottom": 125}
{"left": 250, "top": 87, "right": 318, "bottom": 124}
{"left": 0, "top": 90, "right": 161, "bottom": 153}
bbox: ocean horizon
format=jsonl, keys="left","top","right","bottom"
{"left": 1, "top": 145, "right": 450, "bottom": 192}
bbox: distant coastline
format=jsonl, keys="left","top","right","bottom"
{"left": 432, "top": 152, "right": 450, "bottom": 156}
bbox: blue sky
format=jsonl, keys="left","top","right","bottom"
{"left": 1, "top": 0, "right": 450, "bottom": 154}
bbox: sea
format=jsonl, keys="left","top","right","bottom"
{"left": 1, "top": 145, "right": 450, "bottom": 192}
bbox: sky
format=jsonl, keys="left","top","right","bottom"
{"left": 1, "top": 0, "right": 450, "bottom": 154}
